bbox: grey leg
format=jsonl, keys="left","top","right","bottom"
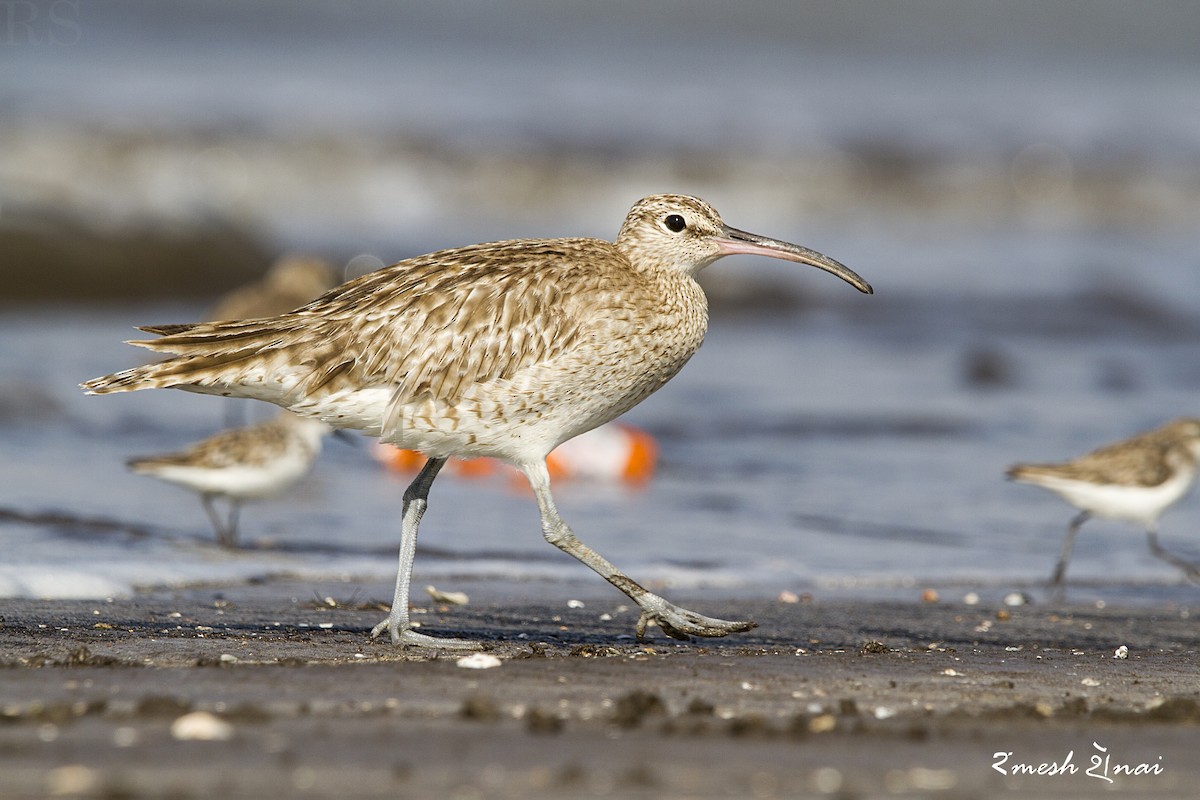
{"left": 519, "top": 460, "right": 755, "bottom": 641}
{"left": 223, "top": 501, "right": 242, "bottom": 549}
{"left": 201, "top": 494, "right": 238, "bottom": 549}
{"left": 1146, "top": 525, "right": 1200, "bottom": 581}
{"left": 370, "top": 457, "right": 479, "bottom": 648}
{"left": 1047, "top": 510, "right": 1088, "bottom": 599}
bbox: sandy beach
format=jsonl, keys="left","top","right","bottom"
{"left": 3, "top": 578, "right": 1198, "bottom": 799}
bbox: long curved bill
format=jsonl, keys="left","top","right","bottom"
{"left": 715, "top": 226, "right": 872, "bottom": 294}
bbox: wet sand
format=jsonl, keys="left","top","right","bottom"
{"left": 2, "top": 579, "right": 1198, "bottom": 798}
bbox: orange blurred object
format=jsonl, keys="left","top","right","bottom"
{"left": 373, "top": 422, "right": 657, "bottom": 484}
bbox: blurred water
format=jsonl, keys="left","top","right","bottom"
{"left": 2, "top": 289, "right": 1199, "bottom": 604}
{"left": 2, "top": 1, "right": 1200, "bottom": 606}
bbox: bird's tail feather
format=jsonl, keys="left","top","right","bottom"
{"left": 81, "top": 320, "right": 298, "bottom": 396}
{"left": 1005, "top": 463, "right": 1056, "bottom": 482}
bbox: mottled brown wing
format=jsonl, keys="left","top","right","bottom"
{"left": 127, "top": 417, "right": 287, "bottom": 470}
{"left": 1052, "top": 435, "right": 1175, "bottom": 487}
{"left": 92, "top": 237, "right": 634, "bottom": 409}
{"left": 266, "top": 238, "right": 627, "bottom": 403}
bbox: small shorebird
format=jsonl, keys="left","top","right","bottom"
{"left": 1008, "top": 418, "right": 1200, "bottom": 592}
{"left": 209, "top": 255, "right": 336, "bottom": 321}
{"left": 85, "top": 194, "right": 872, "bottom": 647}
{"left": 127, "top": 411, "right": 331, "bottom": 548}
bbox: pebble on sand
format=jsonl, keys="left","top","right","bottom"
{"left": 170, "top": 711, "right": 234, "bottom": 741}
{"left": 456, "top": 653, "right": 502, "bottom": 670}
{"left": 426, "top": 585, "right": 470, "bottom": 606}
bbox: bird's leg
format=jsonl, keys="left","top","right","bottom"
{"left": 223, "top": 501, "right": 242, "bottom": 549}
{"left": 1146, "top": 526, "right": 1200, "bottom": 582}
{"left": 370, "top": 457, "right": 479, "bottom": 648}
{"left": 520, "top": 461, "right": 755, "bottom": 641}
{"left": 201, "top": 494, "right": 235, "bottom": 549}
{"left": 1047, "top": 511, "right": 1088, "bottom": 600}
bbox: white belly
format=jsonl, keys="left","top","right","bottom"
{"left": 138, "top": 456, "right": 312, "bottom": 500}
{"left": 1021, "top": 468, "right": 1196, "bottom": 527}
{"left": 290, "top": 353, "right": 684, "bottom": 464}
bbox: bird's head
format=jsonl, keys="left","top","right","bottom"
{"left": 615, "top": 194, "right": 871, "bottom": 294}
{"left": 1164, "top": 417, "right": 1200, "bottom": 458}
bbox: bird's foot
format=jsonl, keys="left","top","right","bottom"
{"left": 1146, "top": 539, "right": 1200, "bottom": 583}
{"left": 634, "top": 595, "right": 756, "bottom": 641}
{"left": 369, "top": 615, "right": 480, "bottom": 649}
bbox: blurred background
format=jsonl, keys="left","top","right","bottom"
{"left": 3, "top": 1, "right": 1200, "bottom": 606}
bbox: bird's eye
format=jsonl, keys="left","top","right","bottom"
{"left": 663, "top": 214, "right": 686, "bottom": 233}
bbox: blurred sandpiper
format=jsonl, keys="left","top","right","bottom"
{"left": 127, "top": 411, "right": 331, "bottom": 548}
{"left": 1007, "top": 417, "right": 1200, "bottom": 592}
